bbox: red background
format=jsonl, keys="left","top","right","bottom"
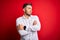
{"left": 0, "top": 0, "right": 60, "bottom": 40}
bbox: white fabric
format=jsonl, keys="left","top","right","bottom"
{"left": 16, "top": 15, "right": 41, "bottom": 40}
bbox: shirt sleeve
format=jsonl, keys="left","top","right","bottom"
{"left": 16, "top": 18, "right": 32, "bottom": 36}
{"left": 18, "top": 30, "right": 31, "bottom": 36}
{"left": 30, "top": 16, "right": 41, "bottom": 32}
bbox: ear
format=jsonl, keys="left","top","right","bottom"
{"left": 23, "top": 8, "right": 25, "bottom": 12}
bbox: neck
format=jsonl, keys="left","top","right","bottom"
{"left": 24, "top": 13, "right": 30, "bottom": 19}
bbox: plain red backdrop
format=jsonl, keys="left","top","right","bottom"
{"left": 0, "top": 0, "right": 60, "bottom": 40}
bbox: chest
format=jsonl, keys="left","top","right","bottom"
{"left": 22, "top": 19, "right": 33, "bottom": 26}
{"left": 22, "top": 17, "right": 36, "bottom": 28}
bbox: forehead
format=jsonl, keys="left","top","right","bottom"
{"left": 26, "top": 5, "right": 32, "bottom": 8}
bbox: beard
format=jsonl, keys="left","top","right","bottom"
{"left": 25, "top": 12, "right": 31, "bottom": 16}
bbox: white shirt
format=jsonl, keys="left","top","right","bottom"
{"left": 16, "top": 15, "right": 41, "bottom": 40}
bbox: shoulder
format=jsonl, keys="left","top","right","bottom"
{"left": 16, "top": 16, "right": 23, "bottom": 22}
{"left": 31, "top": 15, "right": 39, "bottom": 18}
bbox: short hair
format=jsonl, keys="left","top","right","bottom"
{"left": 23, "top": 3, "right": 32, "bottom": 8}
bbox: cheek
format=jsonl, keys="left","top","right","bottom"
{"left": 26, "top": 9, "right": 32, "bottom": 13}
{"left": 26, "top": 9, "right": 30, "bottom": 12}
{"left": 28, "top": 9, "right": 32, "bottom": 12}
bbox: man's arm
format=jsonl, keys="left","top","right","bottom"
{"left": 16, "top": 18, "right": 31, "bottom": 36}
{"left": 30, "top": 16, "right": 41, "bottom": 32}
{"left": 17, "top": 24, "right": 32, "bottom": 36}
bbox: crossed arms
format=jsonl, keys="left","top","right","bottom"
{"left": 16, "top": 16, "right": 41, "bottom": 36}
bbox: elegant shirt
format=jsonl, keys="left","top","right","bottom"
{"left": 16, "top": 15, "right": 41, "bottom": 40}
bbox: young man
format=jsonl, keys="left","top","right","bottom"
{"left": 16, "top": 3, "right": 41, "bottom": 40}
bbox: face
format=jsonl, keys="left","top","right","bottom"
{"left": 23, "top": 5, "right": 32, "bottom": 16}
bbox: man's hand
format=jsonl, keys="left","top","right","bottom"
{"left": 17, "top": 24, "right": 24, "bottom": 30}
{"left": 33, "top": 20, "right": 37, "bottom": 25}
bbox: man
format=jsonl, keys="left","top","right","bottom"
{"left": 16, "top": 3, "right": 41, "bottom": 40}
